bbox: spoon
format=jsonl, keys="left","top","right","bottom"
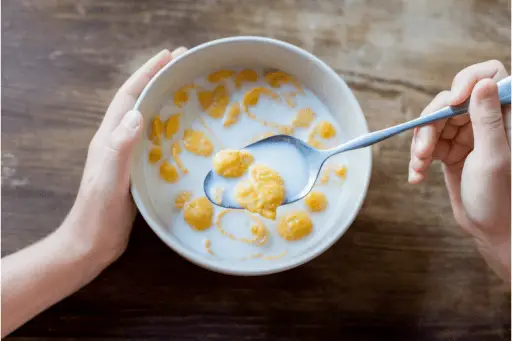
{"left": 204, "top": 75, "right": 511, "bottom": 208}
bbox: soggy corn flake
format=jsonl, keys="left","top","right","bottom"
{"left": 234, "top": 164, "right": 285, "bottom": 220}
{"left": 278, "top": 125, "right": 295, "bottom": 135}
{"left": 235, "top": 69, "right": 258, "bottom": 88}
{"left": 198, "top": 117, "right": 224, "bottom": 148}
{"left": 173, "top": 84, "right": 195, "bottom": 108}
{"left": 207, "top": 85, "right": 230, "bottom": 118}
{"left": 319, "top": 167, "right": 330, "bottom": 184}
{"left": 265, "top": 71, "right": 303, "bottom": 93}
{"left": 212, "top": 186, "right": 224, "bottom": 205}
{"left": 242, "top": 87, "right": 280, "bottom": 111}
{"left": 208, "top": 69, "right": 235, "bottom": 83}
{"left": 172, "top": 141, "right": 188, "bottom": 174}
{"left": 182, "top": 129, "right": 214, "bottom": 157}
{"left": 306, "top": 128, "right": 328, "bottom": 149}
{"left": 334, "top": 165, "right": 347, "bottom": 179}
{"left": 242, "top": 87, "right": 291, "bottom": 132}
{"left": 213, "top": 149, "right": 254, "bottom": 178}
{"left": 159, "top": 161, "right": 179, "bottom": 183}
{"left": 316, "top": 121, "right": 336, "bottom": 139}
{"left": 149, "top": 115, "right": 164, "bottom": 144}
{"left": 251, "top": 132, "right": 277, "bottom": 143}
{"left": 224, "top": 102, "right": 241, "bottom": 127}
{"left": 183, "top": 197, "right": 214, "bottom": 230}
{"left": 278, "top": 210, "right": 313, "bottom": 241}
{"left": 204, "top": 239, "right": 214, "bottom": 255}
{"left": 164, "top": 114, "right": 180, "bottom": 139}
{"left": 174, "top": 191, "right": 192, "bottom": 209}
{"left": 197, "top": 90, "right": 214, "bottom": 111}
{"left": 292, "top": 108, "right": 316, "bottom": 128}
{"left": 283, "top": 92, "right": 297, "bottom": 108}
{"left": 148, "top": 146, "right": 162, "bottom": 164}
{"left": 208, "top": 104, "right": 227, "bottom": 119}
{"left": 305, "top": 191, "right": 328, "bottom": 212}
{"left": 307, "top": 136, "right": 325, "bottom": 149}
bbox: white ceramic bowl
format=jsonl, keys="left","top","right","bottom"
{"left": 131, "top": 36, "right": 372, "bottom": 275}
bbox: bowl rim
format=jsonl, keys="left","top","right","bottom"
{"left": 131, "top": 36, "right": 372, "bottom": 276}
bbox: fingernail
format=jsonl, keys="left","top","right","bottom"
{"left": 122, "top": 110, "right": 141, "bottom": 129}
{"left": 408, "top": 169, "right": 422, "bottom": 184}
{"left": 171, "top": 47, "right": 187, "bottom": 58}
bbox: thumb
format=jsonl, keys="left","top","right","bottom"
{"left": 469, "top": 78, "right": 507, "bottom": 152}
{"left": 108, "top": 109, "right": 143, "bottom": 167}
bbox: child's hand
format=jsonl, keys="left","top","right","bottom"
{"left": 59, "top": 47, "right": 187, "bottom": 268}
{"left": 409, "top": 60, "right": 511, "bottom": 281}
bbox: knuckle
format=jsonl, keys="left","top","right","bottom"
{"left": 486, "top": 59, "right": 506, "bottom": 73}
{"left": 477, "top": 112, "right": 503, "bottom": 131}
{"left": 452, "top": 69, "right": 465, "bottom": 84}
{"left": 423, "top": 91, "right": 452, "bottom": 115}
{"left": 452, "top": 66, "right": 472, "bottom": 85}
{"left": 436, "top": 90, "right": 451, "bottom": 101}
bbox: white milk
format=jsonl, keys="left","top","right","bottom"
{"left": 142, "top": 67, "right": 349, "bottom": 262}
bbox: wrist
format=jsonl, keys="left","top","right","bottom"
{"left": 51, "top": 224, "right": 113, "bottom": 283}
{"left": 58, "top": 200, "right": 128, "bottom": 271}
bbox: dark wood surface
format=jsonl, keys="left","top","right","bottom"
{"left": 2, "top": 0, "right": 511, "bottom": 340}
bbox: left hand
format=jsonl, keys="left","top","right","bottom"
{"left": 60, "top": 47, "right": 187, "bottom": 268}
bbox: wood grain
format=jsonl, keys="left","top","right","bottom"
{"left": 2, "top": 0, "right": 511, "bottom": 340}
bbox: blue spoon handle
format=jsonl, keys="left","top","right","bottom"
{"left": 330, "top": 75, "right": 511, "bottom": 155}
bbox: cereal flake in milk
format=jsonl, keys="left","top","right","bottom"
{"left": 143, "top": 67, "right": 348, "bottom": 262}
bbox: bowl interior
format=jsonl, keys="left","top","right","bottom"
{"left": 131, "top": 37, "right": 371, "bottom": 275}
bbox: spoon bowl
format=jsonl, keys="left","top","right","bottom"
{"left": 204, "top": 135, "right": 328, "bottom": 208}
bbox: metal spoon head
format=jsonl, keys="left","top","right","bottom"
{"left": 203, "top": 134, "right": 328, "bottom": 209}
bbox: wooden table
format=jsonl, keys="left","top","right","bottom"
{"left": 2, "top": 1, "right": 510, "bottom": 340}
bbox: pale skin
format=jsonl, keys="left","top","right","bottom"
{"left": 1, "top": 47, "right": 187, "bottom": 338}
{"left": 1, "top": 56, "right": 509, "bottom": 337}
{"left": 409, "top": 60, "right": 511, "bottom": 281}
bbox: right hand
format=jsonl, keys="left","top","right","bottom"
{"left": 408, "top": 60, "right": 511, "bottom": 281}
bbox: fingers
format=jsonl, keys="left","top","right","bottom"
{"left": 101, "top": 47, "right": 188, "bottom": 133}
{"left": 453, "top": 123, "right": 474, "bottom": 148}
{"left": 409, "top": 59, "right": 508, "bottom": 185}
{"left": 109, "top": 110, "right": 143, "bottom": 153}
{"left": 170, "top": 47, "right": 188, "bottom": 59}
{"left": 440, "top": 123, "right": 458, "bottom": 140}
{"left": 103, "top": 49, "right": 173, "bottom": 132}
{"left": 105, "top": 110, "right": 143, "bottom": 184}
{"left": 414, "top": 91, "right": 452, "bottom": 158}
{"left": 119, "top": 47, "right": 187, "bottom": 97}
{"left": 450, "top": 59, "right": 508, "bottom": 105}
{"left": 432, "top": 138, "right": 451, "bottom": 160}
{"left": 409, "top": 91, "right": 452, "bottom": 184}
{"left": 119, "top": 49, "right": 174, "bottom": 98}
{"left": 408, "top": 154, "right": 431, "bottom": 184}
{"left": 468, "top": 78, "right": 508, "bottom": 153}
